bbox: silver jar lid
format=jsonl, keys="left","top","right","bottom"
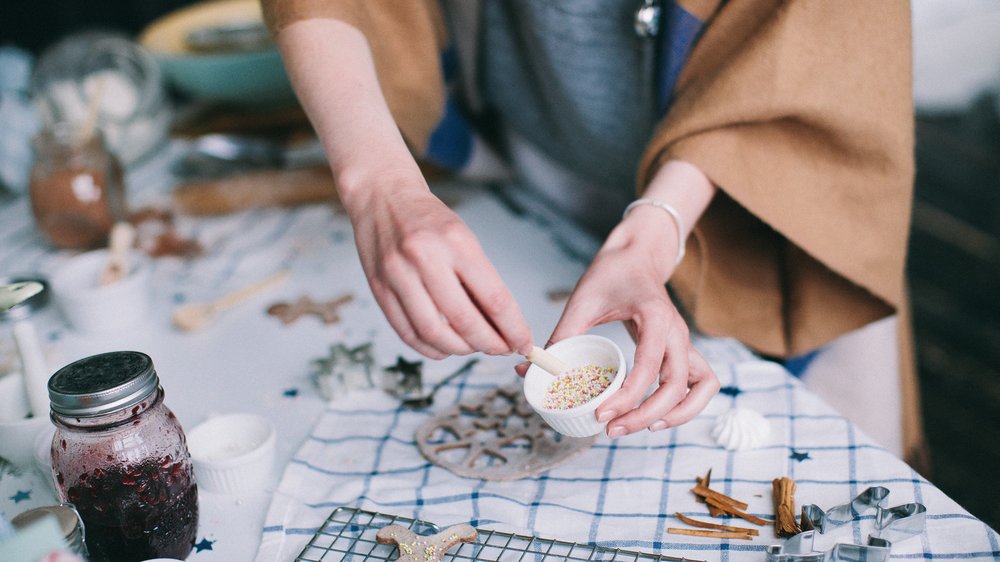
{"left": 48, "top": 351, "right": 159, "bottom": 417}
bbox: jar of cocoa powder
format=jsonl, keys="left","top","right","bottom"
{"left": 28, "top": 125, "right": 125, "bottom": 249}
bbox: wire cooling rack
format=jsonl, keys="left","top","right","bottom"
{"left": 295, "top": 506, "right": 704, "bottom": 561}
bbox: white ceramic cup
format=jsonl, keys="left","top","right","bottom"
{"left": 523, "top": 334, "right": 627, "bottom": 438}
{"left": 51, "top": 249, "right": 151, "bottom": 335}
{"left": 187, "top": 413, "right": 277, "bottom": 494}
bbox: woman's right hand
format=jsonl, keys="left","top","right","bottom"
{"left": 345, "top": 174, "right": 533, "bottom": 360}
{"left": 274, "top": 19, "right": 532, "bottom": 360}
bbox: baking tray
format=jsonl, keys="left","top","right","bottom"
{"left": 296, "top": 506, "right": 704, "bottom": 561}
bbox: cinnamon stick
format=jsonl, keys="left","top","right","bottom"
{"left": 704, "top": 497, "right": 770, "bottom": 526}
{"left": 674, "top": 513, "right": 759, "bottom": 536}
{"left": 667, "top": 528, "right": 753, "bottom": 540}
{"left": 772, "top": 477, "right": 802, "bottom": 538}
{"left": 691, "top": 485, "right": 749, "bottom": 511}
{"left": 696, "top": 472, "right": 723, "bottom": 516}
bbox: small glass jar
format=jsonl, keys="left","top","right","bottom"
{"left": 48, "top": 351, "right": 198, "bottom": 562}
{"left": 28, "top": 125, "right": 125, "bottom": 250}
{"left": 10, "top": 503, "right": 89, "bottom": 557}
{"left": 31, "top": 31, "right": 171, "bottom": 165}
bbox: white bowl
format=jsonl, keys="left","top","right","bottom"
{"left": 523, "top": 335, "right": 627, "bottom": 438}
{"left": 51, "top": 249, "right": 151, "bottom": 335}
{"left": 0, "top": 372, "right": 54, "bottom": 469}
{"left": 187, "top": 413, "right": 276, "bottom": 494}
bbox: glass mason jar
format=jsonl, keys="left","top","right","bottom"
{"left": 28, "top": 124, "right": 125, "bottom": 250}
{"left": 48, "top": 351, "right": 198, "bottom": 562}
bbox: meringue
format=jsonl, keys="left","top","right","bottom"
{"left": 712, "top": 407, "right": 771, "bottom": 451}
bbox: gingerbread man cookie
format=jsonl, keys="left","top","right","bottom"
{"left": 266, "top": 294, "right": 353, "bottom": 325}
{"left": 376, "top": 523, "right": 477, "bottom": 561}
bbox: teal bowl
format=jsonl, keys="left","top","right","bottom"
{"left": 140, "top": 0, "right": 296, "bottom": 107}
{"left": 154, "top": 48, "right": 296, "bottom": 106}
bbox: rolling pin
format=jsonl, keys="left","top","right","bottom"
{"left": 172, "top": 166, "right": 339, "bottom": 216}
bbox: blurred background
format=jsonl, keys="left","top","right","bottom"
{"left": 2, "top": 0, "right": 998, "bottom": 530}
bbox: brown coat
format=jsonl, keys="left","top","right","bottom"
{"left": 263, "top": 0, "right": 923, "bottom": 460}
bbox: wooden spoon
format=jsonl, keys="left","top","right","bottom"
{"left": 99, "top": 222, "right": 136, "bottom": 286}
{"left": 172, "top": 270, "right": 289, "bottom": 331}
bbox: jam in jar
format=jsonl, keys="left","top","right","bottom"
{"left": 48, "top": 351, "right": 198, "bottom": 561}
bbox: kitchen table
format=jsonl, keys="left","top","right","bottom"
{"left": 0, "top": 145, "right": 996, "bottom": 561}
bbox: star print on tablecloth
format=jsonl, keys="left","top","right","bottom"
{"left": 789, "top": 449, "right": 811, "bottom": 462}
{"left": 9, "top": 489, "right": 31, "bottom": 503}
{"left": 193, "top": 537, "right": 216, "bottom": 552}
{"left": 719, "top": 385, "right": 742, "bottom": 397}
{"left": 283, "top": 388, "right": 299, "bottom": 398}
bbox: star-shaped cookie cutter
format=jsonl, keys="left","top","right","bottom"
{"left": 310, "top": 342, "right": 376, "bottom": 400}
{"left": 766, "top": 486, "right": 926, "bottom": 562}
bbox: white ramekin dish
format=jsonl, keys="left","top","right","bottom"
{"left": 187, "top": 413, "right": 276, "bottom": 494}
{"left": 0, "top": 372, "right": 53, "bottom": 469}
{"left": 51, "top": 249, "right": 151, "bottom": 335}
{"left": 523, "top": 334, "right": 627, "bottom": 438}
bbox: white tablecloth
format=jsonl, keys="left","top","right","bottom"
{"left": 0, "top": 146, "right": 997, "bottom": 561}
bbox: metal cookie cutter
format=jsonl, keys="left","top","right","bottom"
{"left": 766, "top": 487, "right": 926, "bottom": 562}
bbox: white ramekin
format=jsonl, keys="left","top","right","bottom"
{"left": 187, "top": 413, "right": 276, "bottom": 495}
{"left": 51, "top": 249, "right": 151, "bottom": 335}
{"left": 0, "top": 372, "right": 53, "bottom": 469}
{"left": 523, "top": 334, "right": 627, "bottom": 438}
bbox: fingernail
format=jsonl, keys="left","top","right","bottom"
{"left": 648, "top": 420, "right": 668, "bottom": 432}
{"left": 597, "top": 410, "right": 616, "bottom": 423}
{"left": 608, "top": 426, "right": 627, "bottom": 438}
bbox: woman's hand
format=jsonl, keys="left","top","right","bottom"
{"left": 545, "top": 207, "right": 719, "bottom": 437}
{"left": 275, "top": 19, "right": 532, "bottom": 360}
{"left": 346, "top": 174, "right": 533, "bottom": 359}
{"left": 520, "top": 159, "right": 721, "bottom": 437}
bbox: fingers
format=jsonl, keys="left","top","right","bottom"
{"left": 547, "top": 294, "right": 600, "bottom": 348}
{"left": 382, "top": 257, "right": 475, "bottom": 357}
{"left": 595, "top": 312, "right": 669, "bottom": 425}
{"left": 422, "top": 265, "right": 511, "bottom": 355}
{"left": 371, "top": 219, "right": 529, "bottom": 358}
{"left": 649, "top": 346, "right": 719, "bottom": 429}
{"left": 514, "top": 361, "right": 530, "bottom": 377}
{"left": 456, "top": 252, "right": 533, "bottom": 356}
{"left": 369, "top": 281, "right": 448, "bottom": 359}
{"left": 605, "top": 344, "right": 718, "bottom": 436}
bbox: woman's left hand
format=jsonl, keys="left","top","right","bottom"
{"left": 536, "top": 203, "right": 719, "bottom": 437}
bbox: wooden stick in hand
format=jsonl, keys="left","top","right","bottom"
{"left": 525, "top": 346, "right": 567, "bottom": 376}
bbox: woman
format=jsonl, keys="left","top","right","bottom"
{"left": 261, "top": 0, "right": 923, "bottom": 462}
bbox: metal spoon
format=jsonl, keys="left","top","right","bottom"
{"left": 401, "top": 358, "right": 479, "bottom": 410}
{"left": 0, "top": 281, "right": 44, "bottom": 314}
{"left": 176, "top": 134, "right": 327, "bottom": 178}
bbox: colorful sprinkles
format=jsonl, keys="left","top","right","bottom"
{"left": 543, "top": 364, "right": 616, "bottom": 410}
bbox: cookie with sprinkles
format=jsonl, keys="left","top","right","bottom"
{"left": 376, "top": 524, "right": 477, "bottom": 561}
